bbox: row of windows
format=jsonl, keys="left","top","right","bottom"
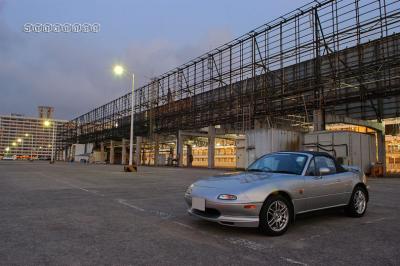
{"left": 192, "top": 158, "right": 235, "bottom": 163}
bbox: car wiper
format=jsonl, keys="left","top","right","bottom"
{"left": 247, "top": 169, "right": 265, "bottom": 172}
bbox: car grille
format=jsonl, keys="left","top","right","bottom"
{"left": 192, "top": 208, "right": 221, "bottom": 218}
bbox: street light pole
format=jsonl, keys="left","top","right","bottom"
{"left": 113, "top": 64, "right": 137, "bottom": 172}
{"left": 51, "top": 121, "right": 56, "bottom": 163}
{"left": 129, "top": 73, "right": 135, "bottom": 167}
{"left": 31, "top": 134, "right": 34, "bottom": 160}
{"left": 17, "top": 138, "right": 23, "bottom": 158}
{"left": 43, "top": 120, "right": 55, "bottom": 164}
{"left": 25, "top": 133, "right": 34, "bottom": 161}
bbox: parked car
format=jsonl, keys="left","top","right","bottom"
{"left": 2, "top": 155, "right": 17, "bottom": 160}
{"left": 185, "top": 151, "right": 368, "bottom": 236}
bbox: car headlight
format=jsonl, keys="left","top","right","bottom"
{"left": 217, "top": 194, "right": 237, "bottom": 200}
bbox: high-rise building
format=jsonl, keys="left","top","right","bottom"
{"left": 38, "top": 106, "right": 54, "bottom": 120}
{"left": 0, "top": 108, "right": 67, "bottom": 160}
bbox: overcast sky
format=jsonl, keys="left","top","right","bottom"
{"left": 0, "top": 0, "right": 311, "bottom": 119}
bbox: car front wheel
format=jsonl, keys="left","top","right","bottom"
{"left": 346, "top": 186, "right": 368, "bottom": 217}
{"left": 259, "top": 195, "right": 291, "bottom": 236}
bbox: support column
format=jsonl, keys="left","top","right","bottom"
{"left": 109, "top": 140, "right": 115, "bottom": 164}
{"left": 100, "top": 142, "right": 105, "bottom": 162}
{"left": 377, "top": 130, "right": 386, "bottom": 175}
{"left": 312, "top": 109, "right": 325, "bottom": 132}
{"left": 65, "top": 146, "right": 69, "bottom": 162}
{"left": 154, "top": 134, "right": 160, "bottom": 166}
{"left": 135, "top": 136, "right": 142, "bottom": 166}
{"left": 208, "top": 126, "right": 215, "bottom": 169}
{"left": 121, "top": 138, "right": 127, "bottom": 165}
{"left": 177, "top": 131, "right": 184, "bottom": 167}
{"left": 187, "top": 144, "right": 193, "bottom": 167}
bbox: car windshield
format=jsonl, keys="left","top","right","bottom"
{"left": 247, "top": 153, "right": 308, "bottom": 175}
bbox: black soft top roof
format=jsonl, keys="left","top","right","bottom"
{"left": 276, "top": 151, "right": 347, "bottom": 172}
{"left": 296, "top": 151, "right": 333, "bottom": 157}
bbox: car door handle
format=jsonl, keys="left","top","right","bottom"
{"left": 313, "top": 176, "right": 323, "bottom": 180}
{"left": 336, "top": 179, "right": 341, "bottom": 182}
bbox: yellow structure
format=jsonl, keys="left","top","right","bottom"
{"left": 386, "top": 135, "right": 400, "bottom": 173}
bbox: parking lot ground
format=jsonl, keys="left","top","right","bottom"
{"left": 0, "top": 161, "right": 399, "bottom": 265}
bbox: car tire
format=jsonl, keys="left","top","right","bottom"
{"left": 259, "top": 195, "right": 291, "bottom": 236}
{"left": 345, "top": 186, "right": 368, "bottom": 217}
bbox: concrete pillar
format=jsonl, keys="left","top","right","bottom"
{"left": 121, "top": 138, "right": 127, "bottom": 165}
{"left": 65, "top": 146, "right": 70, "bottom": 162}
{"left": 100, "top": 142, "right": 105, "bottom": 162}
{"left": 135, "top": 136, "right": 142, "bottom": 166}
{"left": 177, "top": 131, "right": 184, "bottom": 167}
{"left": 208, "top": 126, "right": 215, "bottom": 168}
{"left": 313, "top": 109, "right": 325, "bottom": 131}
{"left": 154, "top": 135, "right": 160, "bottom": 166}
{"left": 187, "top": 144, "right": 193, "bottom": 167}
{"left": 109, "top": 140, "right": 115, "bottom": 164}
{"left": 377, "top": 130, "right": 386, "bottom": 175}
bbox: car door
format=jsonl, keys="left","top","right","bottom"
{"left": 303, "top": 156, "right": 347, "bottom": 211}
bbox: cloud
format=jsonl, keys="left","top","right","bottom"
{"left": 0, "top": 13, "right": 233, "bottom": 120}
{"left": 124, "top": 27, "right": 233, "bottom": 85}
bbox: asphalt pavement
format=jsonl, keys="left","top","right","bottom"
{"left": 0, "top": 161, "right": 398, "bottom": 265}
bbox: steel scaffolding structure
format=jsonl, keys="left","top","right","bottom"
{"left": 63, "top": 0, "right": 400, "bottom": 145}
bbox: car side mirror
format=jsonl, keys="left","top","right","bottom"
{"left": 319, "top": 167, "right": 331, "bottom": 176}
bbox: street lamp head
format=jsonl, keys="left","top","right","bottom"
{"left": 12, "top": 142, "right": 17, "bottom": 146}
{"left": 17, "top": 138, "right": 22, "bottom": 143}
{"left": 44, "top": 120, "right": 51, "bottom": 127}
{"left": 5, "top": 147, "right": 10, "bottom": 152}
{"left": 25, "top": 133, "right": 29, "bottom": 137}
{"left": 113, "top": 64, "right": 125, "bottom": 76}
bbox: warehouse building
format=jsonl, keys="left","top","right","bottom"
{"left": 62, "top": 0, "right": 400, "bottom": 175}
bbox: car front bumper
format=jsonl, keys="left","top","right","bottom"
{"left": 185, "top": 196, "right": 261, "bottom": 228}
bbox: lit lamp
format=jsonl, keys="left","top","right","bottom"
{"left": 4, "top": 147, "right": 10, "bottom": 157}
{"left": 113, "top": 64, "right": 136, "bottom": 172}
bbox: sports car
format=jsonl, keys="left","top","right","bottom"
{"left": 185, "top": 151, "right": 368, "bottom": 236}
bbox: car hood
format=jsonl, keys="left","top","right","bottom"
{"left": 193, "top": 171, "right": 288, "bottom": 189}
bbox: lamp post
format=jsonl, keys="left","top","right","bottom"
{"left": 17, "top": 138, "right": 23, "bottom": 158}
{"left": 44, "top": 120, "right": 56, "bottom": 163}
{"left": 25, "top": 133, "right": 34, "bottom": 160}
{"left": 113, "top": 64, "right": 137, "bottom": 172}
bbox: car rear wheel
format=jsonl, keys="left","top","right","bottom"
{"left": 345, "top": 186, "right": 368, "bottom": 217}
{"left": 259, "top": 195, "right": 291, "bottom": 236}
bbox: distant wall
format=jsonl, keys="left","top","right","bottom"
{"left": 236, "top": 128, "right": 303, "bottom": 169}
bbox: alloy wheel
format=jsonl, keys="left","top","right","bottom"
{"left": 266, "top": 200, "right": 289, "bottom": 232}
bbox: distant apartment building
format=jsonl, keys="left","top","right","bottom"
{"left": 0, "top": 107, "right": 67, "bottom": 160}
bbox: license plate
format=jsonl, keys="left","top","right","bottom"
{"left": 192, "top": 197, "right": 205, "bottom": 211}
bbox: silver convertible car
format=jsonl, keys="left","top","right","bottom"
{"left": 185, "top": 151, "right": 369, "bottom": 236}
